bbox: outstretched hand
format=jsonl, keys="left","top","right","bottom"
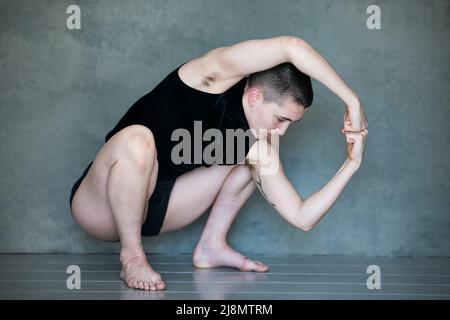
{"left": 345, "top": 130, "right": 367, "bottom": 166}
{"left": 342, "top": 104, "right": 368, "bottom": 134}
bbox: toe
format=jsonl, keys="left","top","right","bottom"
{"left": 144, "top": 281, "right": 150, "bottom": 291}
{"left": 256, "top": 260, "right": 268, "bottom": 266}
{"left": 257, "top": 265, "right": 269, "bottom": 272}
{"left": 152, "top": 275, "right": 165, "bottom": 290}
{"left": 242, "top": 259, "right": 267, "bottom": 272}
{"left": 126, "top": 279, "right": 132, "bottom": 288}
{"left": 255, "top": 261, "right": 269, "bottom": 271}
{"left": 156, "top": 280, "right": 166, "bottom": 291}
{"left": 138, "top": 281, "right": 144, "bottom": 290}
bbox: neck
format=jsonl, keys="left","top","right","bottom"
{"left": 241, "top": 91, "right": 259, "bottom": 139}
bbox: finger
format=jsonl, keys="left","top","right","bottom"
{"left": 362, "top": 108, "right": 368, "bottom": 128}
{"left": 344, "top": 128, "right": 367, "bottom": 134}
{"left": 345, "top": 113, "right": 351, "bottom": 123}
{"left": 347, "top": 131, "right": 364, "bottom": 138}
{"left": 344, "top": 130, "right": 363, "bottom": 134}
{"left": 345, "top": 132, "right": 363, "bottom": 142}
{"left": 345, "top": 121, "right": 352, "bottom": 130}
{"left": 344, "top": 132, "right": 356, "bottom": 143}
{"left": 342, "top": 128, "right": 352, "bottom": 134}
{"left": 343, "top": 113, "right": 351, "bottom": 131}
{"left": 344, "top": 111, "right": 350, "bottom": 121}
{"left": 344, "top": 113, "right": 351, "bottom": 124}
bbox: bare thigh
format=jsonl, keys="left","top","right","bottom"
{"left": 70, "top": 125, "right": 159, "bottom": 241}
{"left": 159, "top": 164, "right": 243, "bottom": 233}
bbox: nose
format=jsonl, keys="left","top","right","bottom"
{"left": 277, "top": 123, "right": 290, "bottom": 136}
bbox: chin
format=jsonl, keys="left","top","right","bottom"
{"left": 254, "top": 129, "right": 275, "bottom": 140}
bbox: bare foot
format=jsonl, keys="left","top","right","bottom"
{"left": 119, "top": 251, "right": 166, "bottom": 291}
{"left": 193, "top": 242, "right": 269, "bottom": 272}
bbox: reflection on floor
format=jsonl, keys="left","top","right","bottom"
{"left": 0, "top": 254, "right": 449, "bottom": 300}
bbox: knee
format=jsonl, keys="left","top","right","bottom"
{"left": 239, "top": 165, "right": 256, "bottom": 195}
{"left": 118, "top": 125, "right": 157, "bottom": 170}
{"left": 227, "top": 164, "right": 253, "bottom": 192}
{"left": 233, "top": 164, "right": 253, "bottom": 184}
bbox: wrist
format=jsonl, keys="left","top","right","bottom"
{"left": 346, "top": 158, "right": 361, "bottom": 172}
{"left": 347, "top": 95, "right": 361, "bottom": 110}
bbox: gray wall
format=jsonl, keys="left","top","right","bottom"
{"left": 1, "top": 0, "right": 449, "bottom": 256}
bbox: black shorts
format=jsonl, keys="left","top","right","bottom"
{"left": 69, "top": 161, "right": 176, "bottom": 237}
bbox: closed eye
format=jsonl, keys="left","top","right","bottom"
{"left": 276, "top": 116, "right": 303, "bottom": 123}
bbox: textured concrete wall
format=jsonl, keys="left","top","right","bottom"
{"left": 1, "top": 0, "right": 449, "bottom": 256}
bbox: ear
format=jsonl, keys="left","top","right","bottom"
{"left": 247, "top": 87, "right": 263, "bottom": 106}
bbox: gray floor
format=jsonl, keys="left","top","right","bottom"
{"left": 0, "top": 254, "right": 449, "bottom": 300}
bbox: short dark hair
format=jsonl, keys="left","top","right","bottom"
{"left": 247, "top": 62, "right": 313, "bottom": 108}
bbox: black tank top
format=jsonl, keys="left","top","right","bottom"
{"left": 105, "top": 62, "right": 257, "bottom": 181}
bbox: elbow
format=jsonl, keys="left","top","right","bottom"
{"left": 282, "top": 35, "right": 309, "bottom": 60}
{"left": 296, "top": 214, "right": 315, "bottom": 232}
{"left": 283, "top": 35, "right": 306, "bottom": 47}
{"left": 294, "top": 200, "right": 314, "bottom": 232}
{"left": 284, "top": 36, "right": 312, "bottom": 52}
{"left": 298, "top": 223, "right": 314, "bottom": 232}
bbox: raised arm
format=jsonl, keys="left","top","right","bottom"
{"left": 205, "top": 36, "right": 292, "bottom": 79}
{"left": 284, "top": 37, "right": 361, "bottom": 109}
{"left": 181, "top": 35, "right": 367, "bottom": 127}
{"left": 285, "top": 37, "right": 368, "bottom": 131}
{"left": 179, "top": 36, "right": 292, "bottom": 92}
{"left": 190, "top": 36, "right": 359, "bottom": 104}
{"left": 247, "top": 136, "right": 363, "bottom": 231}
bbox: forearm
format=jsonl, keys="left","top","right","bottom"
{"left": 296, "top": 158, "right": 360, "bottom": 230}
{"left": 285, "top": 37, "right": 360, "bottom": 109}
